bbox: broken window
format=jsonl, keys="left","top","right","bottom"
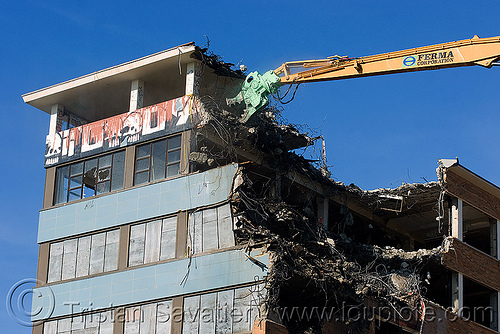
{"left": 47, "top": 229, "right": 119, "bottom": 283}
{"left": 54, "top": 150, "right": 126, "bottom": 204}
{"left": 134, "top": 134, "right": 182, "bottom": 185}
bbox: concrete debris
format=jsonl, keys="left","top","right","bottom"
{"left": 193, "top": 95, "right": 449, "bottom": 333}
{"left": 189, "top": 151, "right": 208, "bottom": 164}
{"left": 191, "top": 46, "right": 246, "bottom": 78}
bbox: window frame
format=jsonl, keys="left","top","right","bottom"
{"left": 54, "top": 150, "right": 125, "bottom": 205}
{"left": 134, "top": 134, "right": 182, "bottom": 186}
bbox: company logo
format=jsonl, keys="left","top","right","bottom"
{"left": 403, "top": 56, "right": 416, "bottom": 67}
{"left": 6, "top": 279, "right": 55, "bottom": 327}
{"left": 418, "top": 51, "right": 454, "bottom": 65}
{"left": 404, "top": 51, "right": 455, "bottom": 67}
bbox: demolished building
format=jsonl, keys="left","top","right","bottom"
{"left": 23, "top": 42, "right": 500, "bottom": 333}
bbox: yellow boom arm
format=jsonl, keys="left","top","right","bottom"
{"left": 275, "top": 35, "right": 500, "bottom": 84}
{"left": 228, "top": 35, "right": 500, "bottom": 122}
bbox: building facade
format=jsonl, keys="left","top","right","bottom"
{"left": 24, "top": 43, "right": 500, "bottom": 333}
{"left": 24, "top": 43, "right": 269, "bottom": 334}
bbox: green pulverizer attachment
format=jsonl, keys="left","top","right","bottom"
{"left": 226, "top": 70, "right": 282, "bottom": 122}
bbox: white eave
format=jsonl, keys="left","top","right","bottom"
{"left": 440, "top": 158, "right": 500, "bottom": 199}
{"left": 22, "top": 42, "right": 197, "bottom": 120}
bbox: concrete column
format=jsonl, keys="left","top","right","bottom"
{"left": 32, "top": 322, "right": 43, "bottom": 334}
{"left": 36, "top": 243, "right": 50, "bottom": 285}
{"left": 113, "top": 307, "right": 125, "bottom": 334}
{"left": 117, "top": 225, "right": 130, "bottom": 270}
{"left": 180, "top": 130, "right": 191, "bottom": 175}
{"left": 171, "top": 296, "right": 184, "bottom": 334}
{"left": 488, "top": 220, "right": 499, "bottom": 330}
{"left": 43, "top": 167, "right": 56, "bottom": 209}
{"left": 496, "top": 220, "right": 500, "bottom": 259}
{"left": 317, "top": 198, "right": 329, "bottom": 231}
{"left": 451, "top": 197, "right": 463, "bottom": 314}
{"left": 175, "top": 212, "right": 188, "bottom": 259}
{"left": 129, "top": 79, "right": 144, "bottom": 112}
{"left": 497, "top": 292, "right": 500, "bottom": 332}
{"left": 452, "top": 272, "right": 464, "bottom": 315}
{"left": 451, "top": 198, "right": 463, "bottom": 240}
{"left": 490, "top": 219, "right": 498, "bottom": 258}
{"left": 123, "top": 146, "right": 136, "bottom": 189}
{"left": 489, "top": 292, "right": 498, "bottom": 330}
{"left": 185, "top": 62, "right": 201, "bottom": 96}
{"left": 270, "top": 173, "right": 282, "bottom": 200}
{"left": 49, "top": 104, "right": 64, "bottom": 136}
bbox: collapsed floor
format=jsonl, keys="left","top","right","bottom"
{"left": 187, "top": 96, "right": 494, "bottom": 333}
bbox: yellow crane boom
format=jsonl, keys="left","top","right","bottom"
{"left": 228, "top": 35, "right": 500, "bottom": 122}
{"left": 275, "top": 35, "right": 500, "bottom": 84}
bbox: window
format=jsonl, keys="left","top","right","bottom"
{"left": 182, "top": 284, "right": 265, "bottom": 333}
{"left": 134, "top": 135, "right": 181, "bottom": 185}
{"left": 124, "top": 301, "right": 172, "bottom": 333}
{"left": 188, "top": 204, "right": 235, "bottom": 255}
{"left": 54, "top": 151, "right": 125, "bottom": 204}
{"left": 43, "top": 310, "right": 113, "bottom": 334}
{"left": 128, "top": 216, "right": 177, "bottom": 267}
{"left": 47, "top": 229, "right": 119, "bottom": 283}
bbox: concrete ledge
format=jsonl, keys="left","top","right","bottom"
{"left": 441, "top": 237, "right": 500, "bottom": 292}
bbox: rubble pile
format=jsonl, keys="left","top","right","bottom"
{"left": 232, "top": 169, "right": 442, "bottom": 333}
{"left": 193, "top": 100, "right": 444, "bottom": 333}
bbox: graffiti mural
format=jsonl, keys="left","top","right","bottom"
{"left": 45, "top": 96, "right": 200, "bottom": 166}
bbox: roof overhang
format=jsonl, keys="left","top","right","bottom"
{"left": 22, "top": 42, "right": 197, "bottom": 121}
{"left": 438, "top": 158, "right": 500, "bottom": 200}
{"left": 438, "top": 158, "right": 500, "bottom": 222}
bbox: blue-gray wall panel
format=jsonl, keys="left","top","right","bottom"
{"left": 38, "top": 164, "right": 238, "bottom": 243}
{"left": 32, "top": 249, "right": 269, "bottom": 321}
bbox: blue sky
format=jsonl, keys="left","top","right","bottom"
{"left": 1, "top": 1, "right": 499, "bottom": 332}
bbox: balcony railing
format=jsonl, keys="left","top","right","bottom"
{"left": 45, "top": 95, "right": 200, "bottom": 167}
